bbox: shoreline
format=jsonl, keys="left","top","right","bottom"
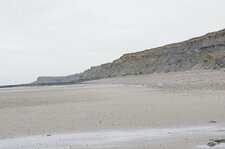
{"left": 1, "top": 124, "right": 225, "bottom": 149}
{"left": 1, "top": 70, "right": 225, "bottom": 148}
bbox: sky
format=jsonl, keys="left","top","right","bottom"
{"left": 0, "top": 0, "right": 225, "bottom": 85}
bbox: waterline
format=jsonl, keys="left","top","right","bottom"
{"left": 0, "top": 124, "right": 225, "bottom": 149}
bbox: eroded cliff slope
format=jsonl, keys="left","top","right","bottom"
{"left": 33, "top": 29, "right": 225, "bottom": 84}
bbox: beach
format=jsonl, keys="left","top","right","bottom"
{"left": 0, "top": 70, "right": 225, "bottom": 149}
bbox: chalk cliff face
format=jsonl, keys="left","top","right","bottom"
{"left": 33, "top": 29, "right": 225, "bottom": 84}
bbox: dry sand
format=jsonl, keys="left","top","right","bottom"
{"left": 0, "top": 70, "right": 225, "bottom": 149}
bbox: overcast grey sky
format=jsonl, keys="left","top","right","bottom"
{"left": 0, "top": 0, "right": 225, "bottom": 85}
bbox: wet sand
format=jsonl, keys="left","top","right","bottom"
{"left": 0, "top": 70, "right": 225, "bottom": 149}
{"left": 1, "top": 125, "right": 225, "bottom": 149}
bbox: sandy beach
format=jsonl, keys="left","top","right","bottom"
{"left": 0, "top": 70, "right": 225, "bottom": 149}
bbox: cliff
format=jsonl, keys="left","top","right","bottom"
{"left": 33, "top": 29, "right": 225, "bottom": 84}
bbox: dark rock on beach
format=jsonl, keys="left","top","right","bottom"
{"left": 207, "top": 142, "right": 217, "bottom": 147}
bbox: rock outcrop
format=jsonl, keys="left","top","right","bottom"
{"left": 33, "top": 29, "right": 225, "bottom": 84}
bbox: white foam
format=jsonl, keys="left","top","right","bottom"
{"left": 0, "top": 125, "right": 225, "bottom": 149}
